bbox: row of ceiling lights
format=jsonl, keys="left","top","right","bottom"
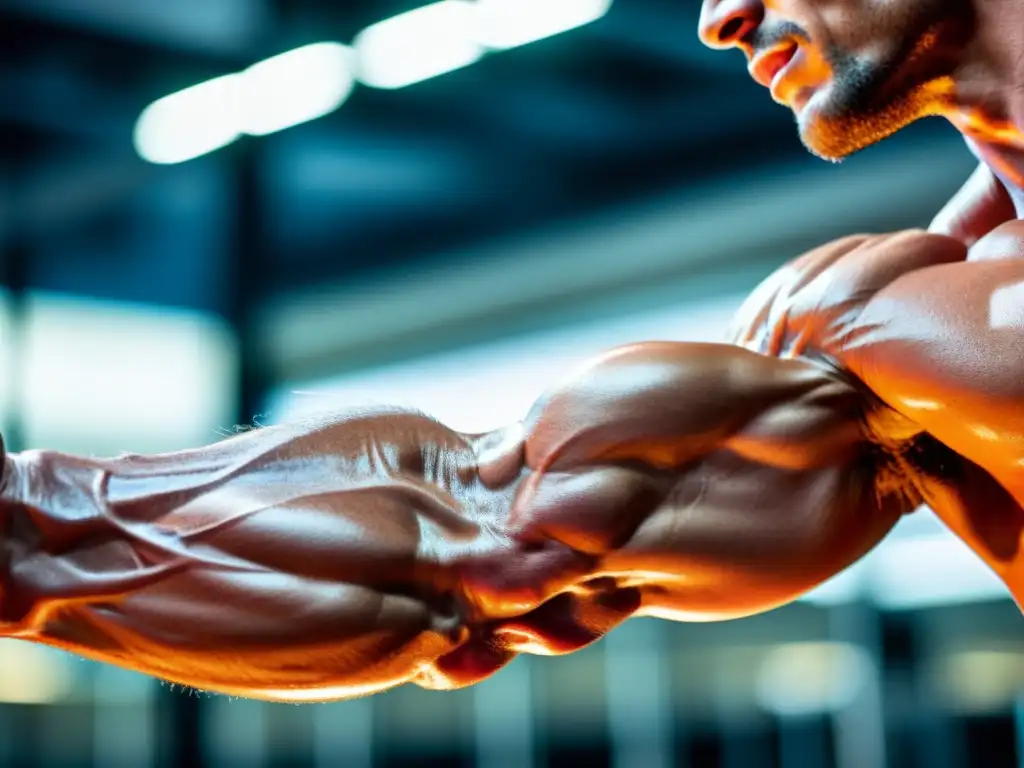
{"left": 133, "top": 0, "right": 613, "bottom": 165}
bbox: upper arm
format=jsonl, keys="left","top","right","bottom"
{"left": 521, "top": 341, "right": 866, "bottom": 476}
{"left": 500, "top": 341, "right": 905, "bottom": 621}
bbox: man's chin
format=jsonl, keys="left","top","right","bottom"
{"left": 794, "top": 89, "right": 930, "bottom": 163}
{"left": 796, "top": 106, "right": 887, "bottom": 163}
{"left": 796, "top": 120, "right": 854, "bottom": 163}
{"left": 798, "top": 125, "right": 856, "bottom": 163}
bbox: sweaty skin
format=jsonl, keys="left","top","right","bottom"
{"left": 0, "top": 347, "right": 903, "bottom": 700}
{"left": 0, "top": 227, "right": 1021, "bottom": 702}
{"left": 730, "top": 226, "right": 1024, "bottom": 598}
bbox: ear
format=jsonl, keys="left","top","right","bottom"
{"left": 929, "top": 163, "right": 1016, "bottom": 247}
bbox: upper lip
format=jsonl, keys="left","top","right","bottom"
{"left": 748, "top": 43, "right": 799, "bottom": 87}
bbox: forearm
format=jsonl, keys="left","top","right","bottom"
{"left": 0, "top": 412, "right": 519, "bottom": 700}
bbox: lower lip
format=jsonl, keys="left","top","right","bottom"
{"left": 769, "top": 47, "right": 802, "bottom": 102}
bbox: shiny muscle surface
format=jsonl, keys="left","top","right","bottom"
{"left": 0, "top": 228, "right": 1021, "bottom": 702}
{"left": 731, "top": 225, "right": 1024, "bottom": 604}
{"left": 0, "top": 342, "right": 906, "bottom": 700}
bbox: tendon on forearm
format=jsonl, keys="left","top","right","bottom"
{"left": 0, "top": 413, "right": 510, "bottom": 700}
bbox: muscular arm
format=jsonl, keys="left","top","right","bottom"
{"left": 734, "top": 224, "right": 1024, "bottom": 606}
{"left": 0, "top": 343, "right": 908, "bottom": 702}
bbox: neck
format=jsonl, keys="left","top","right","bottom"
{"left": 941, "top": 0, "right": 1024, "bottom": 209}
{"left": 946, "top": 0, "right": 1024, "bottom": 134}
{"left": 964, "top": 139, "right": 1024, "bottom": 217}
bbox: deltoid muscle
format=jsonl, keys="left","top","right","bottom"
{"left": 0, "top": 342, "right": 913, "bottom": 702}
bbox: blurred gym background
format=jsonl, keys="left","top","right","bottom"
{"left": 0, "top": 0, "right": 1020, "bottom": 766}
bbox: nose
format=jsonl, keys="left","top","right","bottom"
{"left": 698, "top": 0, "right": 765, "bottom": 49}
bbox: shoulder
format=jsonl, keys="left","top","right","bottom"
{"left": 841, "top": 225, "right": 1024, "bottom": 490}
{"left": 728, "top": 230, "right": 965, "bottom": 359}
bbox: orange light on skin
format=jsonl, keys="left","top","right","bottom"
{"left": 951, "top": 111, "right": 1024, "bottom": 146}
{"left": 897, "top": 396, "right": 942, "bottom": 411}
{"left": 769, "top": 36, "right": 831, "bottom": 113}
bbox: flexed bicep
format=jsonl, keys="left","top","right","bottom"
{"left": 457, "top": 341, "right": 910, "bottom": 640}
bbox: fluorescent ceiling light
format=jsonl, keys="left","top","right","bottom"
{"left": 355, "top": 1, "right": 484, "bottom": 89}
{"left": 135, "top": 42, "right": 355, "bottom": 163}
{"left": 475, "top": 0, "right": 613, "bottom": 50}
{"left": 756, "top": 642, "right": 871, "bottom": 717}
{"left": 133, "top": 0, "right": 614, "bottom": 162}
{"left": 239, "top": 43, "right": 355, "bottom": 136}
{"left": 133, "top": 74, "right": 243, "bottom": 164}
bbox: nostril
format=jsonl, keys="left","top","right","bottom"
{"left": 699, "top": 0, "right": 765, "bottom": 48}
{"left": 719, "top": 17, "right": 746, "bottom": 43}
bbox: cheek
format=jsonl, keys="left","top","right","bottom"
{"left": 782, "top": 0, "right": 893, "bottom": 60}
